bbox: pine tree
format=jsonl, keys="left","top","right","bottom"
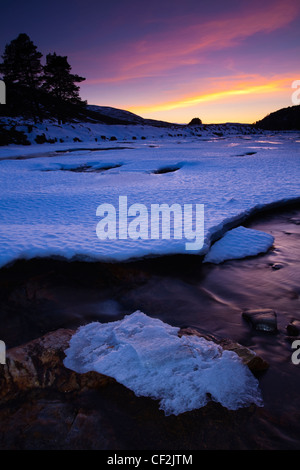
{"left": 43, "top": 53, "right": 85, "bottom": 123}
{"left": 0, "top": 35, "right": 86, "bottom": 123}
{"left": 42, "top": 53, "right": 85, "bottom": 124}
{"left": 0, "top": 33, "right": 43, "bottom": 121}
{"left": 0, "top": 33, "right": 43, "bottom": 87}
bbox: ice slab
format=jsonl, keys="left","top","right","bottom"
{"left": 204, "top": 226, "right": 274, "bottom": 264}
{"left": 63, "top": 311, "right": 263, "bottom": 415}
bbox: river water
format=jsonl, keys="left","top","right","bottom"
{"left": 0, "top": 205, "right": 299, "bottom": 449}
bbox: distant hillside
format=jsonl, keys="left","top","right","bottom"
{"left": 0, "top": 95, "right": 177, "bottom": 127}
{"left": 255, "top": 105, "right": 300, "bottom": 130}
{"left": 87, "top": 105, "right": 145, "bottom": 124}
{"left": 86, "top": 105, "right": 180, "bottom": 128}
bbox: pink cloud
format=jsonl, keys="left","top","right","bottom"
{"left": 85, "top": 0, "right": 300, "bottom": 84}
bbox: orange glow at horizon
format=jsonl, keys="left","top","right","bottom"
{"left": 126, "top": 76, "right": 295, "bottom": 121}
{"left": 1, "top": 0, "right": 300, "bottom": 125}
{"left": 75, "top": 0, "right": 300, "bottom": 124}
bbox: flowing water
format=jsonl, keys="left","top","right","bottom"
{"left": 0, "top": 205, "right": 299, "bottom": 449}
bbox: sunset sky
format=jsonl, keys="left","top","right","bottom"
{"left": 1, "top": 0, "right": 299, "bottom": 124}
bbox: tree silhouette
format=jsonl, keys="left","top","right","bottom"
{"left": 43, "top": 53, "right": 85, "bottom": 123}
{"left": 0, "top": 33, "right": 43, "bottom": 121}
{"left": 0, "top": 33, "right": 43, "bottom": 87}
{"left": 0, "top": 34, "right": 87, "bottom": 124}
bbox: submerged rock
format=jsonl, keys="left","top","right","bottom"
{"left": 242, "top": 309, "right": 277, "bottom": 333}
{"left": 286, "top": 320, "right": 300, "bottom": 337}
{"left": 270, "top": 263, "right": 284, "bottom": 270}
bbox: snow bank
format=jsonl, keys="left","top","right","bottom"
{"left": 204, "top": 226, "right": 274, "bottom": 264}
{"left": 63, "top": 311, "right": 263, "bottom": 415}
{"left": 0, "top": 131, "right": 299, "bottom": 268}
{"left": 0, "top": 116, "right": 260, "bottom": 149}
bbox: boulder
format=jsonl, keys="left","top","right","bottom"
{"left": 0, "top": 328, "right": 114, "bottom": 404}
{"left": 0, "top": 325, "right": 269, "bottom": 406}
{"left": 179, "top": 327, "right": 269, "bottom": 372}
{"left": 242, "top": 309, "right": 277, "bottom": 333}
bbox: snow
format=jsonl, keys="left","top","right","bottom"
{"left": 0, "top": 120, "right": 299, "bottom": 268}
{"left": 0, "top": 116, "right": 262, "bottom": 150}
{"left": 203, "top": 226, "right": 275, "bottom": 264}
{"left": 63, "top": 311, "right": 263, "bottom": 415}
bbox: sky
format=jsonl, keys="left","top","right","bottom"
{"left": 1, "top": 0, "right": 300, "bottom": 124}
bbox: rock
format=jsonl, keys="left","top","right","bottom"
{"left": 271, "top": 263, "right": 284, "bottom": 270}
{"left": 0, "top": 328, "right": 114, "bottom": 404}
{"left": 0, "top": 325, "right": 268, "bottom": 450}
{"left": 286, "top": 320, "right": 300, "bottom": 336}
{"left": 0, "top": 394, "right": 117, "bottom": 450}
{"left": 0, "top": 325, "right": 269, "bottom": 405}
{"left": 242, "top": 309, "right": 277, "bottom": 333}
{"left": 179, "top": 327, "right": 269, "bottom": 372}
{"left": 218, "top": 338, "right": 269, "bottom": 372}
